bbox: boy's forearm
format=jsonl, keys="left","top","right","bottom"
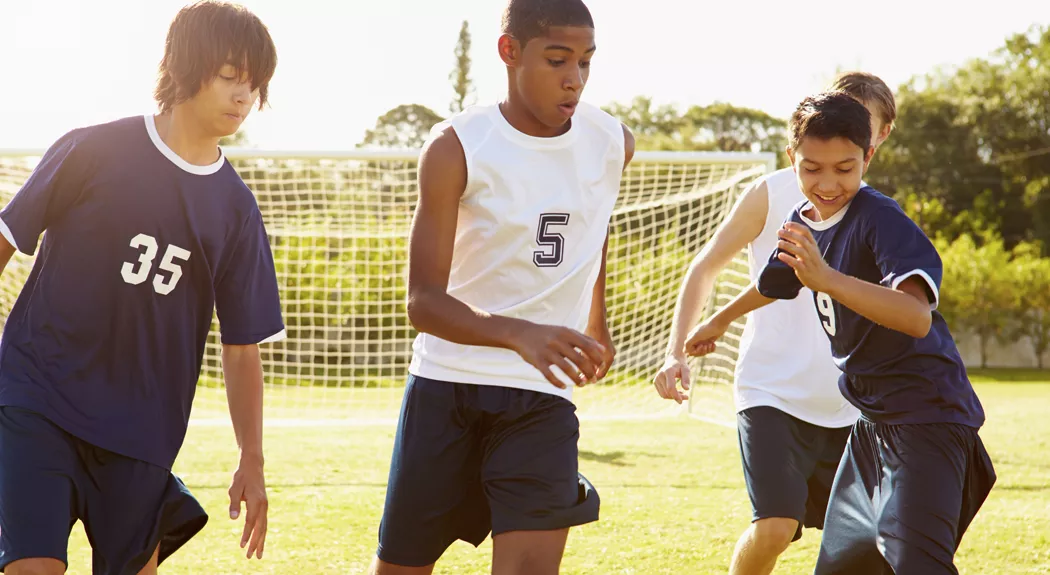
{"left": 587, "top": 236, "right": 609, "bottom": 330}
{"left": 711, "top": 282, "right": 775, "bottom": 328}
{"left": 825, "top": 272, "right": 932, "bottom": 338}
{"left": 222, "top": 344, "right": 265, "bottom": 464}
{"left": 407, "top": 289, "right": 529, "bottom": 351}
{"left": 666, "top": 264, "right": 720, "bottom": 357}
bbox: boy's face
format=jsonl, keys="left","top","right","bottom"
{"left": 505, "top": 26, "right": 595, "bottom": 129}
{"left": 787, "top": 136, "right": 874, "bottom": 221}
{"left": 188, "top": 63, "right": 260, "bottom": 138}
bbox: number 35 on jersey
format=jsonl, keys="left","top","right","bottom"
{"left": 121, "top": 233, "right": 191, "bottom": 295}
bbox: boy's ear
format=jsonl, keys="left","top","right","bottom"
{"left": 498, "top": 34, "right": 521, "bottom": 67}
{"left": 786, "top": 146, "right": 796, "bottom": 173}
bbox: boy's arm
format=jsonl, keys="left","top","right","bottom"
{"left": 213, "top": 208, "right": 285, "bottom": 561}
{"left": 0, "top": 237, "right": 16, "bottom": 279}
{"left": 407, "top": 127, "right": 607, "bottom": 389}
{"left": 682, "top": 282, "right": 776, "bottom": 356}
{"left": 221, "top": 343, "right": 267, "bottom": 559}
{"left": 653, "top": 179, "right": 767, "bottom": 403}
{"left": 583, "top": 124, "right": 636, "bottom": 380}
{"left": 776, "top": 221, "right": 934, "bottom": 338}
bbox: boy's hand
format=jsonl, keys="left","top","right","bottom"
{"left": 585, "top": 322, "right": 616, "bottom": 381}
{"left": 684, "top": 317, "right": 728, "bottom": 357}
{"left": 653, "top": 354, "right": 691, "bottom": 404}
{"left": 229, "top": 454, "right": 268, "bottom": 559}
{"left": 510, "top": 322, "right": 606, "bottom": 388}
{"left": 777, "top": 223, "right": 838, "bottom": 293}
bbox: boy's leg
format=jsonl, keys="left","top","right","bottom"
{"left": 372, "top": 376, "right": 490, "bottom": 573}
{"left": 814, "top": 419, "right": 888, "bottom": 575}
{"left": 875, "top": 422, "right": 989, "bottom": 575}
{"left": 74, "top": 439, "right": 207, "bottom": 575}
{"left": 730, "top": 407, "right": 843, "bottom": 575}
{"left": 480, "top": 388, "right": 598, "bottom": 575}
{"left": 0, "top": 406, "right": 79, "bottom": 575}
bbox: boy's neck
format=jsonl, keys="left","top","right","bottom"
{"left": 498, "top": 96, "right": 570, "bottom": 139}
{"left": 154, "top": 110, "right": 222, "bottom": 167}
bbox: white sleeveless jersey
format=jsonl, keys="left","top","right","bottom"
{"left": 734, "top": 168, "right": 861, "bottom": 428}
{"left": 408, "top": 102, "right": 626, "bottom": 401}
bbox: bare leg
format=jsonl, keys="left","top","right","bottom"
{"left": 5, "top": 558, "right": 66, "bottom": 575}
{"left": 491, "top": 528, "right": 570, "bottom": 575}
{"left": 729, "top": 518, "right": 798, "bottom": 575}
{"left": 367, "top": 556, "right": 436, "bottom": 575}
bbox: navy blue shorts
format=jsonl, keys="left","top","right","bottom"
{"left": 376, "top": 375, "right": 599, "bottom": 567}
{"left": 814, "top": 417, "right": 996, "bottom": 575}
{"left": 0, "top": 406, "right": 208, "bottom": 574}
{"left": 737, "top": 406, "right": 852, "bottom": 541}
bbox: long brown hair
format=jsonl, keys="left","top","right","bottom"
{"left": 154, "top": 1, "right": 277, "bottom": 113}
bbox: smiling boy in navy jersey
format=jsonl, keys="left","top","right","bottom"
{"left": 685, "top": 91, "right": 995, "bottom": 574}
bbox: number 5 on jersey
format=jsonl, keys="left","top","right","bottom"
{"left": 534, "top": 213, "right": 569, "bottom": 267}
{"left": 121, "top": 233, "right": 191, "bottom": 295}
{"left": 816, "top": 292, "right": 837, "bottom": 336}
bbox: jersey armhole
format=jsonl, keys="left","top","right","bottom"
{"left": 448, "top": 122, "right": 490, "bottom": 203}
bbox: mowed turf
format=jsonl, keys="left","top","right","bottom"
{"left": 64, "top": 370, "right": 1050, "bottom": 574}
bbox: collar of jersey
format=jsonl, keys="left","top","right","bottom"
{"left": 144, "top": 115, "right": 226, "bottom": 176}
{"left": 489, "top": 104, "right": 579, "bottom": 150}
{"left": 799, "top": 198, "right": 853, "bottom": 230}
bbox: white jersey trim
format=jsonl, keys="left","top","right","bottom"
{"left": 890, "top": 269, "right": 940, "bottom": 310}
{"left": 0, "top": 217, "right": 20, "bottom": 254}
{"left": 144, "top": 115, "right": 226, "bottom": 176}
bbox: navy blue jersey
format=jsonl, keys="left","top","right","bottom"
{"left": 757, "top": 187, "right": 984, "bottom": 428}
{"left": 0, "top": 115, "right": 285, "bottom": 469}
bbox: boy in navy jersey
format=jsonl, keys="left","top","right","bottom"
{"left": 684, "top": 91, "right": 995, "bottom": 574}
{"left": 0, "top": 2, "right": 283, "bottom": 573}
{"left": 368, "top": 0, "right": 634, "bottom": 574}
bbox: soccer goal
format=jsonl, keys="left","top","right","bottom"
{"left": 0, "top": 148, "right": 775, "bottom": 427}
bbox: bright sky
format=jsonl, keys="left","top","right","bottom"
{"left": 1, "top": 0, "right": 1046, "bottom": 151}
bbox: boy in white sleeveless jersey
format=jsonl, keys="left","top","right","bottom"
{"left": 367, "top": 1, "right": 634, "bottom": 574}
{"left": 652, "top": 72, "right": 895, "bottom": 575}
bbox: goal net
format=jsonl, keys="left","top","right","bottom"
{"left": 0, "top": 148, "right": 774, "bottom": 427}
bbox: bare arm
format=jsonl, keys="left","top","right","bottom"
{"left": 404, "top": 128, "right": 525, "bottom": 349}
{"left": 584, "top": 124, "right": 637, "bottom": 380}
{"left": 406, "top": 127, "right": 606, "bottom": 388}
{"left": 665, "top": 180, "right": 768, "bottom": 358}
{"left": 682, "top": 282, "right": 776, "bottom": 357}
{"left": 776, "top": 223, "right": 933, "bottom": 338}
{"left": 653, "top": 179, "right": 768, "bottom": 402}
{"left": 824, "top": 274, "right": 933, "bottom": 338}
{"left": 0, "top": 235, "right": 16, "bottom": 278}
{"left": 222, "top": 343, "right": 267, "bottom": 559}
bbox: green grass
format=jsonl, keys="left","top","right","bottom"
{"left": 64, "top": 370, "right": 1050, "bottom": 574}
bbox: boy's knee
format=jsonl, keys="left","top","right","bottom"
{"left": 5, "top": 558, "right": 66, "bottom": 575}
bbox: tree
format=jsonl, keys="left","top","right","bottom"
{"left": 685, "top": 102, "right": 787, "bottom": 162}
{"left": 1005, "top": 243, "right": 1050, "bottom": 368}
{"left": 449, "top": 20, "right": 475, "bottom": 114}
{"left": 359, "top": 104, "right": 445, "bottom": 149}
{"left": 602, "top": 97, "right": 787, "bottom": 164}
{"left": 938, "top": 233, "right": 1015, "bottom": 368}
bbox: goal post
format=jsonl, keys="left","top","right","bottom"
{"left": 0, "top": 147, "right": 775, "bottom": 427}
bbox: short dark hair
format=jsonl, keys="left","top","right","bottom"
{"left": 154, "top": 1, "right": 277, "bottom": 113}
{"left": 501, "top": 0, "right": 594, "bottom": 48}
{"left": 827, "top": 71, "right": 897, "bottom": 128}
{"left": 789, "top": 91, "right": 873, "bottom": 155}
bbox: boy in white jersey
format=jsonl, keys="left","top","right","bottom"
{"left": 367, "top": 1, "right": 634, "bottom": 574}
{"left": 652, "top": 72, "right": 895, "bottom": 575}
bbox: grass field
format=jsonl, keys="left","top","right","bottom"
{"left": 64, "top": 369, "right": 1050, "bottom": 574}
